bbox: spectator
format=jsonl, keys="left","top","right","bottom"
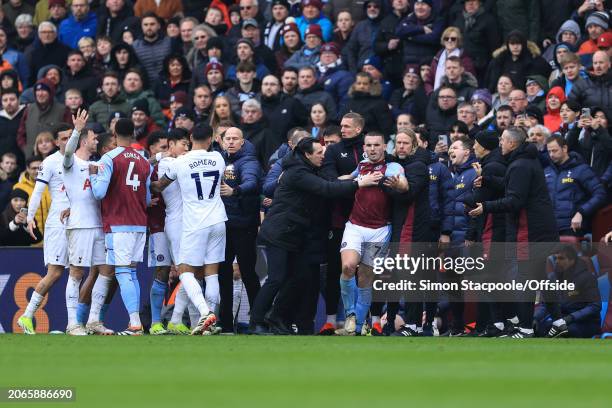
{"left": 538, "top": 2, "right": 577, "bottom": 53}
{"left": 434, "top": 56, "right": 477, "bottom": 104}
{"left": 374, "top": 0, "right": 410, "bottom": 87}
{"left": 567, "top": 106, "right": 612, "bottom": 177}
{"left": 344, "top": 0, "right": 383, "bottom": 73}
{"left": 0, "top": 88, "right": 25, "bottom": 166}
{"left": 508, "top": 89, "right": 529, "bottom": 117}
{"left": 0, "top": 26, "right": 27, "bottom": 85}
{"left": 284, "top": 23, "right": 323, "bottom": 70}
{"left": 32, "top": 131, "right": 56, "bottom": 160}
{"left": 178, "top": 16, "right": 197, "bottom": 56}
{"left": 24, "top": 22, "right": 71, "bottom": 87}
{"left": 425, "top": 27, "right": 476, "bottom": 95}
{"left": 426, "top": 85, "right": 458, "bottom": 144}
{"left": 204, "top": 60, "right": 230, "bottom": 99}
{"left": 227, "top": 38, "right": 271, "bottom": 81}
{"left": 535, "top": 245, "right": 601, "bottom": 338}
{"left": 577, "top": 11, "right": 609, "bottom": 56}
{"left": 316, "top": 42, "right": 354, "bottom": 111}
{"left": 134, "top": 0, "right": 182, "bottom": 21}
{"left": 545, "top": 134, "right": 606, "bottom": 236}
{"left": 154, "top": 54, "right": 192, "bottom": 109}
{"left": 240, "top": 98, "right": 280, "bottom": 168}
{"left": 295, "top": 0, "right": 333, "bottom": 42}
{"left": 544, "top": 19, "right": 581, "bottom": 62}
{"left": 340, "top": 72, "right": 393, "bottom": 138}
{"left": 527, "top": 124, "right": 551, "bottom": 168}
{"left": 387, "top": 113, "right": 416, "bottom": 154}
{"left": 62, "top": 51, "right": 98, "bottom": 105}
{"left": 226, "top": 61, "right": 260, "bottom": 117}
{"left": 548, "top": 43, "right": 578, "bottom": 83}
{"left": 360, "top": 55, "right": 393, "bottom": 101}
{"left": 2, "top": 1, "right": 33, "bottom": 26}
{"left": 395, "top": 0, "right": 445, "bottom": 65}
{"left": 109, "top": 42, "right": 146, "bottom": 84}
{"left": 490, "top": 105, "right": 514, "bottom": 133}
{"left": 185, "top": 24, "right": 218, "bottom": 75}
{"left": 0, "top": 152, "right": 19, "bottom": 210}
{"left": 64, "top": 89, "right": 84, "bottom": 116}
{"left": 569, "top": 50, "right": 612, "bottom": 119}
{"left": 131, "top": 99, "right": 160, "bottom": 147}
{"left": 275, "top": 22, "right": 303, "bottom": 69}
{"left": 457, "top": 102, "right": 480, "bottom": 137}
{"left": 295, "top": 66, "right": 337, "bottom": 120}
{"left": 525, "top": 75, "right": 549, "bottom": 112}
{"left": 132, "top": 12, "right": 174, "bottom": 84}
{"left": 389, "top": 64, "right": 427, "bottom": 122}
{"left": 306, "top": 103, "right": 330, "bottom": 140}
{"left": 191, "top": 84, "right": 213, "bottom": 126}
{"left": 20, "top": 65, "right": 65, "bottom": 105}
{"left": 324, "top": 0, "right": 365, "bottom": 22}
{"left": 543, "top": 86, "right": 567, "bottom": 132}
{"left": 17, "top": 79, "right": 72, "bottom": 159}
{"left": 97, "top": 0, "right": 140, "bottom": 45}
{"left": 485, "top": 30, "right": 551, "bottom": 93}
{"left": 58, "top": 0, "right": 97, "bottom": 49}
{"left": 557, "top": 100, "right": 580, "bottom": 137}
{"left": 13, "top": 13, "right": 34, "bottom": 53}
{"left": 0, "top": 188, "right": 41, "bottom": 246}
{"left": 281, "top": 67, "right": 299, "bottom": 96}
{"left": 332, "top": 10, "right": 354, "bottom": 50}
{"left": 203, "top": 6, "right": 228, "bottom": 37}
{"left": 258, "top": 74, "right": 308, "bottom": 147}
{"left": 13, "top": 155, "right": 49, "bottom": 235}
{"left": 240, "top": 18, "right": 278, "bottom": 75}
{"left": 121, "top": 68, "right": 165, "bottom": 127}
{"left": 491, "top": 0, "right": 540, "bottom": 44}
{"left": 172, "top": 107, "right": 195, "bottom": 132}
{"left": 491, "top": 74, "right": 515, "bottom": 110}
{"left": 471, "top": 88, "right": 494, "bottom": 128}
{"left": 551, "top": 52, "right": 587, "bottom": 97}
{"left": 264, "top": 0, "right": 290, "bottom": 52}
{"left": 453, "top": 0, "right": 499, "bottom": 81}
{"left": 210, "top": 95, "right": 237, "bottom": 130}
{"left": 88, "top": 72, "right": 131, "bottom": 130}
{"left": 218, "top": 127, "right": 262, "bottom": 333}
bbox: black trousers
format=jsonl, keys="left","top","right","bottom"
{"left": 323, "top": 227, "right": 343, "bottom": 315}
{"left": 250, "top": 244, "right": 298, "bottom": 324}
{"left": 219, "top": 225, "right": 260, "bottom": 332}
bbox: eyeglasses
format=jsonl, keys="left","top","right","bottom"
{"left": 193, "top": 36, "right": 207, "bottom": 40}
{"left": 443, "top": 37, "right": 458, "bottom": 42}
{"left": 240, "top": 6, "right": 253, "bottom": 10}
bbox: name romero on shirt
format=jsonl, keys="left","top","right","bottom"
{"left": 189, "top": 159, "right": 217, "bottom": 169}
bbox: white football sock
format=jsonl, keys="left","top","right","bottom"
{"left": 88, "top": 275, "right": 111, "bottom": 324}
{"left": 187, "top": 302, "right": 199, "bottom": 328}
{"left": 66, "top": 275, "right": 82, "bottom": 327}
{"left": 129, "top": 312, "right": 141, "bottom": 327}
{"left": 179, "top": 272, "right": 209, "bottom": 317}
{"left": 24, "top": 291, "right": 44, "bottom": 318}
{"left": 170, "top": 284, "right": 189, "bottom": 325}
{"left": 204, "top": 274, "right": 220, "bottom": 315}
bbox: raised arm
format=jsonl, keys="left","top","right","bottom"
{"left": 63, "top": 109, "right": 89, "bottom": 169}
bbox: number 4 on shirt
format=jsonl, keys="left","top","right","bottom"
{"left": 125, "top": 161, "right": 141, "bottom": 191}
{"left": 191, "top": 171, "right": 220, "bottom": 200}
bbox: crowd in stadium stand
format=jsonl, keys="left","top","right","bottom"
{"left": 0, "top": 0, "right": 611, "bottom": 337}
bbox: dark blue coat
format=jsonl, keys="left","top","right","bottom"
{"left": 395, "top": 12, "right": 444, "bottom": 64}
{"left": 544, "top": 152, "right": 607, "bottom": 234}
{"left": 221, "top": 141, "right": 262, "bottom": 228}
{"left": 449, "top": 156, "right": 478, "bottom": 243}
{"left": 263, "top": 144, "right": 291, "bottom": 198}
{"left": 320, "top": 67, "right": 354, "bottom": 114}
{"left": 428, "top": 159, "right": 454, "bottom": 236}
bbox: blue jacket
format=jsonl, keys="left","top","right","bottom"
{"left": 58, "top": 12, "right": 97, "bottom": 49}
{"left": 319, "top": 66, "right": 354, "bottom": 112}
{"left": 2, "top": 48, "right": 29, "bottom": 86}
{"left": 428, "top": 159, "right": 454, "bottom": 236}
{"left": 449, "top": 156, "right": 478, "bottom": 243}
{"left": 544, "top": 152, "right": 606, "bottom": 233}
{"left": 295, "top": 14, "right": 333, "bottom": 42}
{"left": 395, "top": 12, "right": 445, "bottom": 64}
{"left": 263, "top": 144, "right": 291, "bottom": 198}
{"left": 221, "top": 141, "right": 262, "bottom": 227}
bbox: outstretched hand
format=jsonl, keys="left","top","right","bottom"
{"left": 72, "top": 108, "right": 89, "bottom": 133}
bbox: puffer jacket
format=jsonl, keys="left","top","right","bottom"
{"left": 221, "top": 140, "right": 263, "bottom": 228}
{"left": 395, "top": 11, "right": 444, "bottom": 65}
{"left": 544, "top": 152, "right": 607, "bottom": 234}
{"left": 449, "top": 156, "right": 478, "bottom": 243}
{"left": 569, "top": 72, "right": 612, "bottom": 120}
{"left": 428, "top": 159, "right": 454, "bottom": 236}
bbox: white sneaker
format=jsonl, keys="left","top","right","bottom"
{"left": 66, "top": 324, "right": 88, "bottom": 336}
{"left": 86, "top": 321, "right": 114, "bottom": 335}
{"left": 335, "top": 314, "right": 356, "bottom": 336}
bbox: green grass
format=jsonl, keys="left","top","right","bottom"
{"left": 0, "top": 336, "right": 611, "bottom": 408}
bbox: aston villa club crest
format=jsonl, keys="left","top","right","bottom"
{"left": 224, "top": 164, "right": 236, "bottom": 181}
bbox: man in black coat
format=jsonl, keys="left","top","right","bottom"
{"left": 257, "top": 74, "right": 308, "bottom": 149}
{"left": 251, "top": 137, "right": 380, "bottom": 334}
{"left": 63, "top": 50, "right": 99, "bottom": 106}
{"left": 470, "top": 127, "right": 559, "bottom": 338}
{"left": 96, "top": 0, "right": 140, "bottom": 44}
{"left": 24, "top": 22, "right": 71, "bottom": 87}
{"left": 373, "top": 0, "right": 410, "bottom": 87}
{"left": 240, "top": 98, "right": 282, "bottom": 170}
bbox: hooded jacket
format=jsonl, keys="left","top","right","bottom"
{"left": 12, "top": 172, "right": 50, "bottom": 236}
{"left": 483, "top": 142, "right": 559, "bottom": 247}
{"left": 543, "top": 86, "right": 566, "bottom": 133}
{"left": 258, "top": 150, "right": 357, "bottom": 252}
{"left": 20, "top": 65, "right": 65, "bottom": 105}
{"left": 122, "top": 88, "right": 165, "bottom": 127}
{"left": 344, "top": 0, "right": 383, "bottom": 72}
{"left": 449, "top": 155, "right": 478, "bottom": 243}
{"left": 0, "top": 104, "right": 26, "bottom": 160}
{"left": 340, "top": 91, "right": 394, "bottom": 139}
{"left": 544, "top": 152, "right": 607, "bottom": 234}
{"left": 221, "top": 140, "right": 263, "bottom": 228}
{"left": 24, "top": 38, "right": 71, "bottom": 87}
{"left": 388, "top": 147, "right": 431, "bottom": 243}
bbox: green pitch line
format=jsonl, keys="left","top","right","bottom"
{"left": 0, "top": 336, "right": 610, "bottom": 408}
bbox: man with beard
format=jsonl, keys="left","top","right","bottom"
{"left": 97, "top": 0, "right": 140, "bottom": 44}
{"left": 192, "top": 85, "right": 213, "bottom": 126}
{"left": 17, "top": 79, "right": 72, "bottom": 158}
{"left": 426, "top": 85, "right": 458, "bottom": 143}
{"left": 258, "top": 74, "right": 308, "bottom": 149}
{"left": 132, "top": 12, "right": 174, "bottom": 84}
{"left": 58, "top": 0, "right": 97, "bottom": 49}
{"left": 0, "top": 89, "right": 26, "bottom": 165}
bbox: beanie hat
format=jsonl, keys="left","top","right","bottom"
{"left": 471, "top": 88, "right": 492, "bottom": 108}
{"left": 174, "top": 107, "right": 195, "bottom": 122}
{"left": 586, "top": 11, "right": 609, "bottom": 30}
{"left": 35, "top": 79, "right": 53, "bottom": 95}
{"left": 48, "top": 0, "right": 66, "bottom": 8}
{"left": 170, "top": 91, "right": 188, "bottom": 105}
{"left": 403, "top": 64, "right": 419, "bottom": 77}
{"left": 414, "top": 0, "right": 434, "bottom": 8}
{"left": 301, "top": 0, "right": 323, "bottom": 9}
{"left": 281, "top": 22, "right": 300, "bottom": 37}
{"left": 205, "top": 60, "right": 224, "bottom": 76}
{"left": 305, "top": 24, "right": 322, "bottom": 39}
{"left": 131, "top": 99, "right": 150, "bottom": 116}
{"left": 525, "top": 105, "right": 544, "bottom": 124}
{"left": 10, "top": 188, "right": 29, "bottom": 202}
{"left": 362, "top": 55, "right": 383, "bottom": 72}
{"left": 475, "top": 130, "right": 500, "bottom": 151}
{"left": 206, "top": 37, "right": 224, "bottom": 52}
{"left": 320, "top": 42, "right": 340, "bottom": 57}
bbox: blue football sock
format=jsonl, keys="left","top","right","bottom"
{"left": 130, "top": 267, "right": 140, "bottom": 310}
{"left": 355, "top": 287, "right": 372, "bottom": 332}
{"left": 76, "top": 302, "right": 90, "bottom": 325}
{"left": 100, "top": 304, "right": 109, "bottom": 322}
{"left": 116, "top": 267, "right": 139, "bottom": 314}
{"left": 339, "top": 277, "right": 357, "bottom": 316}
{"left": 150, "top": 279, "right": 166, "bottom": 324}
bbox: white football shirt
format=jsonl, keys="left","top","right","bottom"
{"left": 164, "top": 149, "right": 227, "bottom": 232}
{"left": 34, "top": 151, "right": 69, "bottom": 229}
{"left": 158, "top": 156, "right": 182, "bottom": 224}
{"left": 63, "top": 155, "right": 102, "bottom": 229}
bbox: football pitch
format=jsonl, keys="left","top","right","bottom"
{"left": 0, "top": 336, "right": 610, "bottom": 408}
